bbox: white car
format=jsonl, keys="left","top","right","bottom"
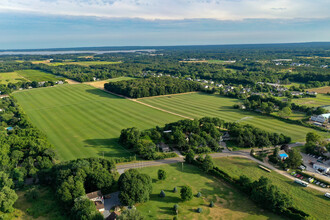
{"left": 325, "top": 193, "right": 330, "bottom": 199}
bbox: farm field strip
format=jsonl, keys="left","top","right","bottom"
{"left": 213, "top": 157, "right": 329, "bottom": 220}
{"left": 0, "top": 71, "right": 26, "bottom": 84}
{"left": 291, "top": 94, "right": 330, "bottom": 107}
{"left": 139, "top": 93, "right": 328, "bottom": 141}
{"left": 14, "top": 84, "right": 181, "bottom": 161}
{"left": 16, "top": 69, "right": 64, "bottom": 82}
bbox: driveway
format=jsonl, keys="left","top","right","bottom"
{"left": 103, "top": 191, "right": 121, "bottom": 219}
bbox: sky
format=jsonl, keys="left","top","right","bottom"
{"left": 0, "top": 0, "right": 329, "bottom": 49}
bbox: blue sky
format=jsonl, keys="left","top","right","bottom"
{"left": 0, "top": 0, "right": 329, "bottom": 49}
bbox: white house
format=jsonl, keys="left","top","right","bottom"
{"left": 310, "top": 113, "right": 330, "bottom": 124}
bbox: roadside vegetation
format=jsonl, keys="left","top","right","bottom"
{"left": 213, "top": 157, "right": 330, "bottom": 220}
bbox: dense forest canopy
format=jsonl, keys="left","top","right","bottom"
{"left": 105, "top": 76, "right": 202, "bottom": 98}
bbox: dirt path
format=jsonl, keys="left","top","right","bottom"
{"left": 65, "top": 79, "right": 81, "bottom": 84}
{"left": 136, "top": 91, "right": 198, "bottom": 100}
{"left": 132, "top": 99, "right": 194, "bottom": 120}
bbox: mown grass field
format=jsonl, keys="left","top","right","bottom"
{"left": 137, "top": 163, "right": 281, "bottom": 220}
{"left": 13, "top": 84, "right": 181, "bottom": 161}
{"left": 290, "top": 94, "right": 330, "bottom": 107}
{"left": 0, "top": 72, "right": 26, "bottom": 84}
{"left": 33, "top": 61, "right": 122, "bottom": 66}
{"left": 16, "top": 70, "right": 64, "bottom": 82}
{"left": 213, "top": 157, "right": 330, "bottom": 220}
{"left": 139, "top": 93, "right": 329, "bottom": 141}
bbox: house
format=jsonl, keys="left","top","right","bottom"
{"left": 306, "top": 91, "right": 317, "bottom": 96}
{"left": 277, "top": 150, "right": 288, "bottom": 160}
{"left": 291, "top": 91, "right": 304, "bottom": 96}
{"left": 310, "top": 113, "right": 330, "bottom": 124}
{"left": 157, "top": 142, "right": 170, "bottom": 152}
{"left": 204, "top": 85, "right": 209, "bottom": 89}
{"left": 0, "top": 109, "right": 3, "bottom": 112}
{"left": 57, "top": 80, "right": 64, "bottom": 85}
{"left": 313, "top": 163, "right": 330, "bottom": 173}
{"left": 86, "top": 190, "right": 104, "bottom": 213}
{"left": 107, "top": 211, "right": 120, "bottom": 220}
{"left": 216, "top": 84, "right": 223, "bottom": 87}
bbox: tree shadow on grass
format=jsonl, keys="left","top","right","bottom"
{"left": 85, "top": 88, "right": 124, "bottom": 99}
{"left": 149, "top": 194, "right": 181, "bottom": 204}
{"left": 83, "top": 138, "right": 134, "bottom": 158}
{"left": 158, "top": 206, "right": 175, "bottom": 215}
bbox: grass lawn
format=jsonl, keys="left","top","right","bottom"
{"left": 282, "top": 82, "right": 303, "bottom": 88}
{"left": 13, "top": 84, "right": 181, "bottom": 161}
{"left": 0, "top": 72, "right": 26, "bottom": 84}
{"left": 137, "top": 163, "right": 282, "bottom": 220}
{"left": 139, "top": 93, "right": 329, "bottom": 142}
{"left": 0, "top": 186, "right": 67, "bottom": 220}
{"left": 42, "top": 61, "right": 122, "bottom": 66}
{"left": 290, "top": 94, "right": 330, "bottom": 107}
{"left": 16, "top": 70, "right": 65, "bottom": 82}
{"left": 213, "top": 157, "right": 330, "bottom": 220}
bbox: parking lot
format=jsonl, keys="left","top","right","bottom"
{"left": 301, "top": 153, "right": 330, "bottom": 180}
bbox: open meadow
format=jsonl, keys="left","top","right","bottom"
{"left": 0, "top": 71, "right": 26, "bottom": 84}
{"left": 213, "top": 157, "right": 330, "bottom": 220}
{"left": 32, "top": 60, "right": 121, "bottom": 66}
{"left": 16, "top": 70, "right": 65, "bottom": 82}
{"left": 307, "top": 86, "right": 330, "bottom": 94}
{"left": 139, "top": 93, "right": 329, "bottom": 141}
{"left": 137, "top": 163, "right": 281, "bottom": 220}
{"left": 13, "top": 84, "right": 181, "bottom": 161}
{"left": 290, "top": 94, "right": 330, "bottom": 107}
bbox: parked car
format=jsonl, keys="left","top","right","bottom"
{"left": 325, "top": 193, "right": 330, "bottom": 199}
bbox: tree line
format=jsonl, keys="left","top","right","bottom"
{"left": 105, "top": 76, "right": 202, "bottom": 98}
{"left": 0, "top": 97, "right": 56, "bottom": 213}
{"left": 119, "top": 117, "right": 291, "bottom": 158}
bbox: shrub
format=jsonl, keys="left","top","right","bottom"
{"left": 197, "top": 207, "right": 203, "bottom": 213}
{"left": 158, "top": 169, "right": 167, "bottom": 180}
{"left": 173, "top": 187, "right": 177, "bottom": 193}
{"left": 159, "top": 190, "right": 165, "bottom": 198}
{"left": 209, "top": 201, "right": 214, "bottom": 207}
{"left": 180, "top": 185, "right": 193, "bottom": 201}
{"left": 196, "top": 192, "right": 202, "bottom": 198}
{"left": 25, "top": 187, "right": 39, "bottom": 201}
{"left": 173, "top": 204, "right": 179, "bottom": 211}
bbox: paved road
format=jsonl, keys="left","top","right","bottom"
{"left": 116, "top": 149, "right": 329, "bottom": 193}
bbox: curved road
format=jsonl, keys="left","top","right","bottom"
{"left": 116, "top": 150, "right": 329, "bottom": 194}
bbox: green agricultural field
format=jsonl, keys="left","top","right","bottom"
{"left": 137, "top": 163, "right": 281, "bottom": 220}
{"left": 46, "top": 61, "right": 121, "bottom": 66}
{"left": 213, "top": 157, "right": 329, "bottom": 220}
{"left": 139, "top": 93, "right": 329, "bottom": 141}
{"left": 13, "top": 84, "right": 181, "bottom": 161}
{"left": 290, "top": 94, "right": 330, "bottom": 107}
{"left": 0, "top": 72, "right": 26, "bottom": 84}
{"left": 16, "top": 70, "right": 64, "bottom": 82}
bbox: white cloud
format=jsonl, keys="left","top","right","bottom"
{"left": 0, "top": 0, "right": 329, "bottom": 20}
